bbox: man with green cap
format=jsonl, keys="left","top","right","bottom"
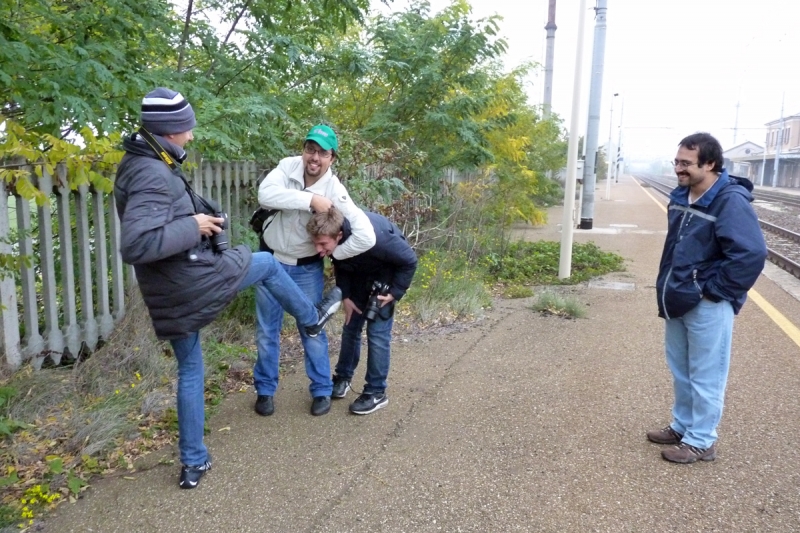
{"left": 253, "top": 125, "right": 376, "bottom": 417}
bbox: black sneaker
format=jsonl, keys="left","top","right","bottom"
{"left": 254, "top": 395, "right": 274, "bottom": 416}
{"left": 306, "top": 287, "right": 342, "bottom": 337}
{"left": 332, "top": 377, "right": 351, "bottom": 399}
{"left": 349, "top": 393, "right": 388, "bottom": 415}
{"left": 311, "top": 395, "right": 331, "bottom": 416}
{"left": 179, "top": 456, "right": 212, "bottom": 489}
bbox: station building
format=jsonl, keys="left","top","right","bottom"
{"left": 727, "top": 113, "right": 800, "bottom": 188}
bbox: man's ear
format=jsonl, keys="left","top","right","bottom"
{"left": 336, "top": 231, "right": 344, "bottom": 243}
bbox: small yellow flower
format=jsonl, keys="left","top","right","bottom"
{"left": 115, "top": 389, "right": 120, "bottom": 394}
{"left": 130, "top": 383, "right": 135, "bottom": 388}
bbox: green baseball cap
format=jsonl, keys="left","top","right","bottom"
{"left": 305, "top": 124, "right": 338, "bottom": 152}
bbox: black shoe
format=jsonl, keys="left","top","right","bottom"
{"left": 179, "top": 456, "right": 212, "bottom": 489}
{"left": 349, "top": 393, "right": 388, "bottom": 415}
{"left": 311, "top": 395, "right": 331, "bottom": 416}
{"left": 305, "top": 287, "right": 343, "bottom": 337}
{"left": 254, "top": 395, "right": 274, "bottom": 416}
{"left": 331, "top": 376, "right": 351, "bottom": 399}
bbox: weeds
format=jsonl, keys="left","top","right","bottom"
{"left": 503, "top": 285, "right": 534, "bottom": 299}
{"left": 531, "top": 291, "right": 587, "bottom": 319}
{"left": 404, "top": 250, "right": 492, "bottom": 325}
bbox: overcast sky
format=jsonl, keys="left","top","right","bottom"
{"left": 372, "top": 0, "right": 800, "bottom": 162}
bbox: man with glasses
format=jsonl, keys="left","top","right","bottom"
{"left": 648, "top": 132, "right": 766, "bottom": 463}
{"left": 253, "top": 125, "right": 376, "bottom": 417}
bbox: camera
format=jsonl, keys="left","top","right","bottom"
{"left": 364, "top": 281, "right": 390, "bottom": 321}
{"left": 210, "top": 212, "right": 229, "bottom": 253}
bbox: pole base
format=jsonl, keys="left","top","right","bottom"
{"left": 578, "top": 218, "right": 593, "bottom": 230}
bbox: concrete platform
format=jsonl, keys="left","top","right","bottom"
{"left": 44, "top": 175, "right": 800, "bottom": 533}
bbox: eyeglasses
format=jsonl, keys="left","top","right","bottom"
{"left": 671, "top": 159, "right": 698, "bottom": 169}
{"left": 303, "top": 146, "right": 333, "bottom": 159}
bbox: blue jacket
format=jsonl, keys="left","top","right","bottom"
{"left": 656, "top": 170, "right": 767, "bottom": 319}
{"left": 333, "top": 212, "right": 418, "bottom": 309}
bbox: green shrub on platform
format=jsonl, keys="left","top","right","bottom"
{"left": 482, "top": 240, "right": 624, "bottom": 286}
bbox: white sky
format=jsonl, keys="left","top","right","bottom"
{"left": 371, "top": 0, "right": 800, "bottom": 162}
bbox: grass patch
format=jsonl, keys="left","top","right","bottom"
{"left": 531, "top": 291, "right": 587, "bottom": 319}
{"left": 404, "top": 250, "right": 492, "bottom": 326}
{"left": 483, "top": 240, "right": 625, "bottom": 286}
{"left": 502, "top": 285, "right": 534, "bottom": 299}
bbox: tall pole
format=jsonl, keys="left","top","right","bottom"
{"left": 759, "top": 135, "right": 767, "bottom": 186}
{"left": 543, "top": 0, "right": 557, "bottom": 119}
{"left": 558, "top": 0, "right": 589, "bottom": 279}
{"left": 614, "top": 95, "right": 625, "bottom": 182}
{"left": 772, "top": 92, "right": 785, "bottom": 188}
{"left": 578, "top": 0, "right": 608, "bottom": 230}
{"left": 605, "top": 93, "right": 618, "bottom": 200}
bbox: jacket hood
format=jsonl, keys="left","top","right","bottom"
{"left": 669, "top": 169, "right": 754, "bottom": 207}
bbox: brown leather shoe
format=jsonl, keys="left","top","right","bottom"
{"left": 646, "top": 426, "right": 683, "bottom": 444}
{"left": 661, "top": 442, "right": 717, "bottom": 463}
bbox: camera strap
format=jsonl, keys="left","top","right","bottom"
{"left": 136, "top": 127, "right": 216, "bottom": 215}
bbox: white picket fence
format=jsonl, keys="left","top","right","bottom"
{"left": 0, "top": 158, "right": 261, "bottom": 370}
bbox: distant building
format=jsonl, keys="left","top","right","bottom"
{"left": 723, "top": 141, "right": 762, "bottom": 178}
{"left": 728, "top": 113, "right": 800, "bottom": 188}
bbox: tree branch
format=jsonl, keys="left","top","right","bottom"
{"left": 177, "top": 0, "right": 194, "bottom": 73}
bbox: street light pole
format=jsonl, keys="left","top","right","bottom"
{"left": 614, "top": 95, "right": 625, "bottom": 183}
{"left": 605, "top": 92, "right": 618, "bottom": 200}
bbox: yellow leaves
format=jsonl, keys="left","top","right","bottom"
{"left": 0, "top": 118, "right": 123, "bottom": 200}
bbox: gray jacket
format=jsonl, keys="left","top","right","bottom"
{"left": 114, "top": 134, "right": 251, "bottom": 339}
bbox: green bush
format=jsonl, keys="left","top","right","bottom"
{"left": 482, "top": 240, "right": 624, "bottom": 286}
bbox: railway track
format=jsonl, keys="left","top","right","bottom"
{"left": 634, "top": 174, "right": 800, "bottom": 280}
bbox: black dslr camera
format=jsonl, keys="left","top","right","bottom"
{"left": 210, "top": 212, "right": 229, "bottom": 253}
{"left": 364, "top": 281, "right": 390, "bottom": 322}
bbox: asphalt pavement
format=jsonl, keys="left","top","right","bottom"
{"left": 43, "top": 175, "right": 800, "bottom": 532}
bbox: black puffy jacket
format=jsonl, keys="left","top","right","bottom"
{"left": 114, "top": 134, "right": 251, "bottom": 339}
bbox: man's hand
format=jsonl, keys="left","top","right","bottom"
{"left": 343, "top": 298, "right": 362, "bottom": 325}
{"left": 193, "top": 214, "right": 224, "bottom": 237}
{"left": 309, "top": 194, "right": 333, "bottom": 213}
{"left": 377, "top": 293, "right": 395, "bottom": 307}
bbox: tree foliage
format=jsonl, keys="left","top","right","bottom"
{"left": 1, "top": 0, "right": 566, "bottom": 227}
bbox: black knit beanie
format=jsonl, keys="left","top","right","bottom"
{"left": 141, "top": 88, "right": 196, "bottom": 135}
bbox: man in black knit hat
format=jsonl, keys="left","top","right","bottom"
{"left": 114, "top": 88, "right": 342, "bottom": 489}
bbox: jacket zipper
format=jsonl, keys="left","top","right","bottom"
{"left": 692, "top": 269, "right": 702, "bottom": 295}
{"left": 660, "top": 208, "right": 691, "bottom": 320}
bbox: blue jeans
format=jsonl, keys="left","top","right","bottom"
{"left": 664, "top": 298, "right": 734, "bottom": 450}
{"left": 254, "top": 260, "right": 333, "bottom": 398}
{"left": 170, "top": 252, "right": 320, "bottom": 466}
{"left": 335, "top": 310, "right": 393, "bottom": 395}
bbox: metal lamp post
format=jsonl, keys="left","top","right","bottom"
{"left": 605, "top": 92, "right": 618, "bottom": 200}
